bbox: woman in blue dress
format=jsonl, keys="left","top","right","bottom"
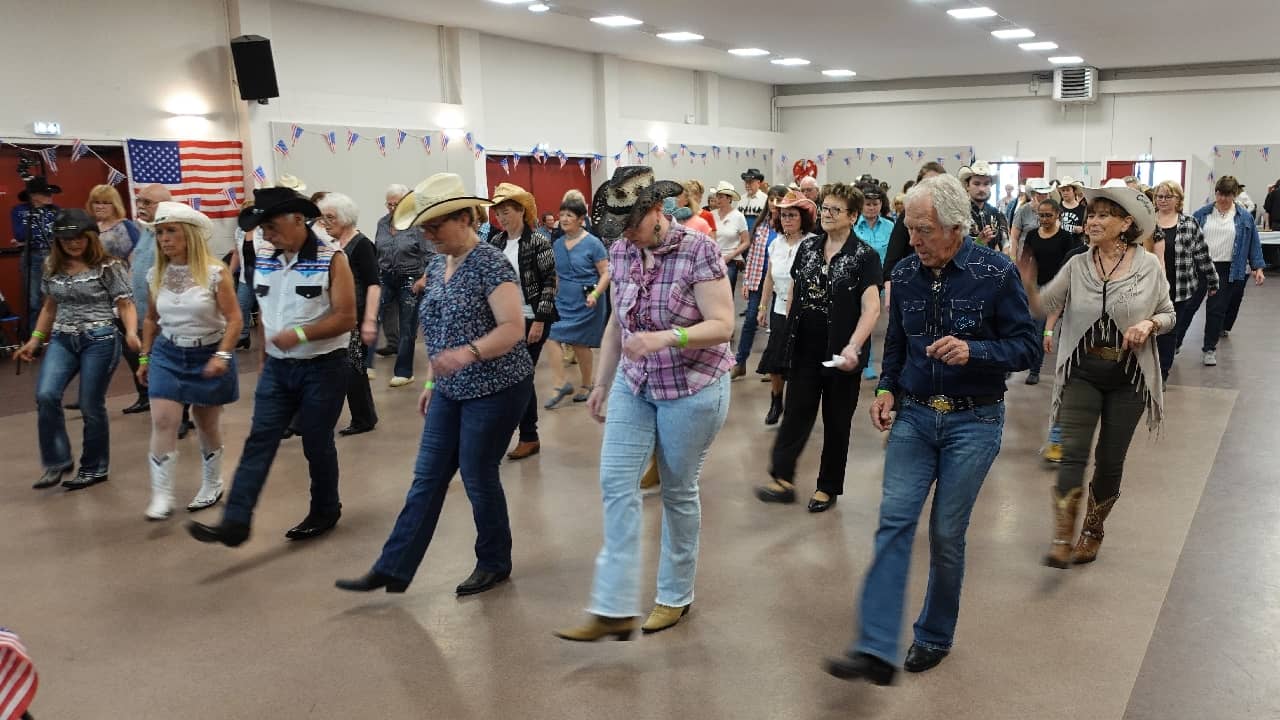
{"left": 544, "top": 197, "right": 611, "bottom": 408}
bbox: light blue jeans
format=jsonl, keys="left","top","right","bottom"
{"left": 588, "top": 373, "right": 731, "bottom": 617}
{"left": 850, "top": 397, "right": 1004, "bottom": 664}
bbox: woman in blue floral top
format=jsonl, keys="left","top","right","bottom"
{"left": 336, "top": 174, "right": 533, "bottom": 598}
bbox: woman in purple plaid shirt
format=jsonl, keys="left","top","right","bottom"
{"left": 555, "top": 167, "right": 736, "bottom": 642}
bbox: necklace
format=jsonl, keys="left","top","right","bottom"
{"left": 1094, "top": 245, "right": 1127, "bottom": 282}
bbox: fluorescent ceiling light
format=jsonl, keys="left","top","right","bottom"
{"left": 822, "top": 69, "right": 857, "bottom": 77}
{"left": 770, "top": 57, "right": 810, "bottom": 66}
{"left": 947, "top": 6, "right": 997, "bottom": 19}
{"left": 591, "top": 15, "right": 642, "bottom": 27}
{"left": 1019, "top": 41, "right": 1058, "bottom": 51}
{"left": 1049, "top": 56, "right": 1084, "bottom": 64}
{"left": 991, "top": 28, "right": 1035, "bottom": 39}
{"left": 528, "top": 3, "right": 550, "bottom": 11}
{"left": 728, "top": 47, "right": 769, "bottom": 56}
{"left": 657, "top": 31, "right": 703, "bottom": 41}
{"left": 489, "top": 0, "right": 532, "bottom": 4}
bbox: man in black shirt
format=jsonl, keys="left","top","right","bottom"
{"left": 957, "top": 162, "right": 1009, "bottom": 253}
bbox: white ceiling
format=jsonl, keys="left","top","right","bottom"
{"left": 307, "top": 0, "right": 1280, "bottom": 85}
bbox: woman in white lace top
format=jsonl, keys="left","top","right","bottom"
{"left": 136, "top": 202, "right": 243, "bottom": 520}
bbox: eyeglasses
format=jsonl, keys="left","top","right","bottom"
{"left": 779, "top": 212, "right": 802, "bottom": 220}
{"left": 1153, "top": 194, "right": 1176, "bottom": 200}
{"left": 820, "top": 206, "right": 847, "bottom": 216}
{"left": 319, "top": 214, "right": 339, "bottom": 224}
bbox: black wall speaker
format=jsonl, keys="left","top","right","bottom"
{"left": 230, "top": 35, "right": 279, "bottom": 103}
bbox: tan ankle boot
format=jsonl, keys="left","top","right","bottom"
{"left": 1044, "top": 486, "right": 1083, "bottom": 568}
{"left": 554, "top": 615, "right": 638, "bottom": 642}
{"left": 1072, "top": 489, "right": 1119, "bottom": 564}
{"left": 642, "top": 604, "right": 691, "bottom": 634}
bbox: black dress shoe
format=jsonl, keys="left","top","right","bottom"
{"left": 62, "top": 472, "right": 108, "bottom": 491}
{"left": 235, "top": 337, "right": 251, "bottom": 350}
{"left": 122, "top": 397, "right": 150, "bottom": 414}
{"left": 338, "top": 424, "right": 375, "bottom": 437}
{"left": 754, "top": 483, "right": 796, "bottom": 504}
{"left": 335, "top": 570, "right": 408, "bottom": 593}
{"left": 187, "top": 520, "right": 251, "bottom": 547}
{"left": 455, "top": 568, "right": 510, "bottom": 596}
{"left": 34, "top": 465, "right": 73, "bottom": 489}
{"left": 903, "top": 644, "right": 949, "bottom": 673}
{"left": 285, "top": 509, "right": 341, "bottom": 540}
{"left": 823, "top": 652, "right": 897, "bottom": 686}
{"left": 808, "top": 494, "right": 838, "bottom": 513}
{"left": 375, "top": 346, "right": 397, "bottom": 357}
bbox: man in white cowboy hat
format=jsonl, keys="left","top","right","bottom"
{"left": 1009, "top": 178, "right": 1055, "bottom": 259}
{"left": 956, "top": 162, "right": 1009, "bottom": 253}
{"left": 188, "top": 186, "right": 357, "bottom": 548}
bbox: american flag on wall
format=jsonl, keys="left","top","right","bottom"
{"left": 0, "top": 627, "right": 38, "bottom": 719}
{"left": 125, "top": 139, "right": 245, "bottom": 220}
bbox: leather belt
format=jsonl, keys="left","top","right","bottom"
{"left": 163, "top": 331, "right": 225, "bottom": 348}
{"left": 907, "top": 394, "right": 1003, "bottom": 414}
{"left": 1085, "top": 345, "right": 1126, "bottom": 362}
{"left": 53, "top": 319, "right": 114, "bottom": 334}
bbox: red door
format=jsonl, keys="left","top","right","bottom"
{"left": 1018, "top": 162, "right": 1046, "bottom": 184}
{"left": 484, "top": 155, "right": 594, "bottom": 234}
{"left": 1106, "top": 161, "right": 1137, "bottom": 182}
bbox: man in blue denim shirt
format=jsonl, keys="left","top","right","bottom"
{"left": 826, "top": 174, "right": 1037, "bottom": 686}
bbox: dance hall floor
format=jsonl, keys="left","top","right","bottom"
{"left": 3, "top": 283, "right": 1277, "bottom": 720}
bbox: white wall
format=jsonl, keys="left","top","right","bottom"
{"left": 718, "top": 76, "right": 774, "bottom": 132}
{"left": 619, "top": 61, "right": 699, "bottom": 125}
{"left": 479, "top": 35, "right": 599, "bottom": 154}
{"left": 0, "top": 0, "right": 238, "bottom": 141}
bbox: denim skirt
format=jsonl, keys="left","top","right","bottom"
{"left": 149, "top": 335, "right": 240, "bottom": 406}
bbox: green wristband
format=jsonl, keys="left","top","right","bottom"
{"left": 31, "top": 330, "right": 46, "bottom": 340}
{"left": 423, "top": 380, "right": 435, "bottom": 390}
{"left": 673, "top": 327, "right": 689, "bottom": 349}
{"left": 876, "top": 389, "right": 890, "bottom": 397}
{"left": 1043, "top": 330, "right": 1054, "bottom": 337}
{"left": 294, "top": 326, "right": 308, "bottom": 343}
{"left": 139, "top": 356, "right": 150, "bottom": 366}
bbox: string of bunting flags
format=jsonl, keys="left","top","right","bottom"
{"left": 779, "top": 146, "right": 977, "bottom": 173}
{"left": 1210, "top": 144, "right": 1272, "bottom": 162}
{"left": 0, "top": 138, "right": 129, "bottom": 188}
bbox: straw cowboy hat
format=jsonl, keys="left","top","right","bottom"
{"left": 393, "top": 173, "right": 491, "bottom": 231}
{"left": 276, "top": 174, "right": 307, "bottom": 193}
{"left": 590, "top": 166, "right": 683, "bottom": 239}
{"left": 1057, "top": 175, "right": 1086, "bottom": 189}
{"left": 1024, "top": 178, "right": 1054, "bottom": 195}
{"left": 238, "top": 187, "right": 321, "bottom": 231}
{"left": 491, "top": 182, "right": 539, "bottom": 229}
{"left": 957, "top": 161, "right": 995, "bottom": 183}
{"left": 151, "top": 201, "right": 214, "bottom": 241}
{"left": 1082, "top": 179, "right": 1157, "bottom": 240}
{"left": 711, "top": 180, "right": 741, "bottom": 201}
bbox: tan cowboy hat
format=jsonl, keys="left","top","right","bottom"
{"left": 1081, "top": 179, "right": 1156, "bottom": 241}
{"left": 276, "top": 174, "right": 307, "bottom": 193}
{"left": 491, "top": 182, "right": 538, "bottom": 228}
{"left": 393, "top": 173, "right": 491, "bottom": 231}
{"left": 711, "top": 180, "right": 741, "bottom": 201}
{"left": 957, "top": 161, "right": 994, "bottom": 183}
{"left": 1058, "top": 175, "right": 1085, "bottom": 189}
{"left": 152, "top": 201, "right": 214, "bottom": 241}
{"left": 1024, "top": 178, "right": 1054, "bottom": 195}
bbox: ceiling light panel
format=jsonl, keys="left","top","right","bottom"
{"left": 991, "top": 28, "right": 1035, "bottom": 39}
{"left": 590, "top": 15, "right": 642, "bottom": 27}
{"left": 728, "top": 48, "right": 770, "bottom": 56}
{"left": 1049, "top": 56, "right": 1084, "bottom": 64}
{"left": 770, "top": 57, "right": 811, "bottom": 66}
{"left": 528, "top": 3, "right": 550, "bottom": 11}
{"left": 1019, "top": 41, "right": 1058, "bottom": 51}
{"left": 822, "top": 69, "right": 857, "bottom": 77}
{"left": 947, "top": 6, "right": 997, "bottom": 19}
{"left": 657, "top": 31, "right": 703, "bottom": 41}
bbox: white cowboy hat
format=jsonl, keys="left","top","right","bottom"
{"left": 151, "top": 201, "right": 214, "bottom": 241}
{"left": 712, "top": 180, "right": 741, "bottom": 201}
{"left": 1081, "top": 179, "right": 1156, "bottom": 241}
{"left": 393, "top": 173, "right": 491, "bottom": 231}
{"left": 1057, "top": 175, "right": 1086, "bottom": 189}
{"left": 957, "top": 161, "right": 995, "bottom": 182}
{"left": 1025, "top": 178, "right": 1054, "bottom": 194}
{"left": 276, "top": 174, "right": 307, "bottom": 193}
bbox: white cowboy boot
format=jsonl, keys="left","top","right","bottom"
{"left": 146, "top": 452, "right": 177, "bottom": 521}
{"left": 188, "top": 447, "right": 224, "bottom": 512}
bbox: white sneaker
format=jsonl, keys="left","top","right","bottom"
{"left": 189, "top": 447, "right": 224, "bottom": 511}
{"left": 146, "top": 452, "right": 177, "bottom": 521}
{"left": 389, "top": 376, "right": 415, "bottom": 388}
{"left": 1202, "top": 351, "right": 1217, "bottom": 366}
{"left": 366, "top": 367, "right": 377, "bottom": 380}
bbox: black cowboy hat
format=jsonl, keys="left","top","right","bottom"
{"left": 740, "top": 168, "right": 765, "bottom": 182}
{"left": 51, "top": 209, "right": 96, "bottom": 238}
{"left": 590, "top": 167, "right": 683, "bottom": 240}
{"left": 19, "top": 176, "right": 62, "bottom": 202}
{"left": 238, "top": 186, "right": 321, "bottom": 231}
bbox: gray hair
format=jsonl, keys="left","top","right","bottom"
{"left": 905, "top": 175, "right": 969, "bottom": 229}
{"left": 318, "top": 192, "right": 359, "bottom": 226}
{"left": 385, "top": 183, "right": 409, "bottom": 198}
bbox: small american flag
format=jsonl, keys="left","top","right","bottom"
{"left": 107, "top": 169, "right": 126, "bottom": 185}
{"left": 126, "top": 139, "right": 245, "bottom": 220}
{"left": 346, "top": 129, "right": 360, "bottom": 151}
{"left": 440, "top": 133, "right": 449, "bottom": 151}
{"left": 253, "top": 165, "right": 268, "bottom": 186}
{"left": 70, "top": 138, "right": 89, "bottom": 163}
{"left": 578, "top": 158, "right": 587, "bottom": 175}
{"left": 474, "top": 143, "right": 485, "bottom": 159}
{"left": 0, "top": 628, "right": 38, "bottom": 720}
{"left": 500, "top": 158, "right": 510, "bottom": 175}
{"left": 512, "top": 154, "right": 520, "bottom": 170}
{"left": 39, "top": 147, "right": 58, "bottom": 174}
{"left": 290, "top": 123, "right": 304, "bottom": 146}
{"left": 376, "top": 135, "right": 387, "bottom": 156}
{"left": 273, "top": 139, "right": 289, "bottom": 158}
{"left": 324, "top": 132, "right": 337, "bottom": 154}
{"left": 592, "top": 154, "right": 602, "bottom": 172}
{"left": 396, "top": 130, "right": 407, "bottom": 149}
{"left": 224, "top": 186, "right": 239, "bottom": 208}
{"left": 422, "top": 135, "right": 432, "bottom": 154}
{"left": 464, "top": 133, "right": 475, "bottom": 151}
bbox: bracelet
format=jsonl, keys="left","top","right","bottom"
{"left": 294, "top": 326, "right": 308, "bottom": 343}
{"left": 138, "top": 356, "right": 150, "bottom": 366}
{"left": 214, "top": 351, "right": 233, "bottom": 361}
{"left": 1043, "top": 330, "right": 1054, "bottom": 337}
{"left": 31, "top": 330, "right": 46, "bottom": 340}
{"left": 589, "top": 290, "right": 601, "bottom": 300}
{"left": 672, "top": 327, "right": 690, "bottom": 349}
{"left": 423, "top": 379, "right": 435, "bottom": 390}
{"left": 466, "top": 341, "right": 482, "bottom": 360}
{"left": 876, "top": 389, "right": 890, "bottom": 397}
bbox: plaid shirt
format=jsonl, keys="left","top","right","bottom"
{"left": 742, "top": 219, "right": 774, "bottom": 292}
{"left": 1157, "top": 214, "right": 1219, "bottom": 302}
{"left": 489, "top": 226, "right": 558, "bottom": 322}
{"left": 609, "top": 225, "right": 734, "bottom": 399}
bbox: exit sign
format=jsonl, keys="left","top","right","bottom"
{"left": 33, "top": 121, "right": 61, "bottom": 136}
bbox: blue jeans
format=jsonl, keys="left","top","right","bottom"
{"left": 373, "top": 376, "right": 532, "bottom": 584}
{"left": 223, "top": 351, "right": 349, "bottom": 525}
{"left": 589, "top": 373, "right": 731, "bottom": 617}
{"left": 725, "top": 261, "right": 740, "bottom": 295}
{"left": 851, "top": 397, "right": 1005, "bottom": 663}
{"left": 235, "top": 279, "right": 255, "bottom": 342}
{"left": 36, "top": 326, "right": 121, "bottom": 475}
{"left": 380, "top": 271, "right": 420, "bottom": 378}
{"left": 25, "top": 254, "right": 46, "bottom": 329}
{"left": 735, "top": 289, "right": 762, "bottom": 367}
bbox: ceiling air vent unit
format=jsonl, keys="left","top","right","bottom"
{"left": 1053, "top": 66, "right": 1098, "bottom": 103}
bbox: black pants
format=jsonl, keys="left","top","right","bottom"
{"left": 516, "top": 318, "right": 546, "bottom": 443}
{"left": 1203, "top": 263, "right": 1245, "bottom": 352}
{"left": 1055, "top": 354, "right": 1145, "bottom": 499}
{"left": 345, "top": 341, "right": 378, "bottom": 429}
{"left": 1157, "top": 285, "right": 1207, "bottom": 380}
{"left": 769, "top": 318, "right": 859, "bottom": 496}
{"left": 114, "top": 318, "right": 146, "bottom": 398}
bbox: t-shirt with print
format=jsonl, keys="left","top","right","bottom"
{"left": 1059, "top": 202, "right": 1086, "bottom": 239}
{"left": 738, "top": 190, "right": 767, "bottom": 233}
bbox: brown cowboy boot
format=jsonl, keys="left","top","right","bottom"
{"left": 1044, "top": 486, "right": 1083, "bottom": 568}
{"left": 1072, "top": 488, "right": 1119, "bottom": 565}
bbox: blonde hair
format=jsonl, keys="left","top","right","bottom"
{"left": 150, "top": 222, "right": 223, "bottom": 298}
{"left": 1154, "top": 180, "right": 1185, "bottom": 212}
{"left": 86, "top": 184, "right": 126, "bottom": 220}
{"left": 684, "top": 180, "right": 706, "bottom": 208}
